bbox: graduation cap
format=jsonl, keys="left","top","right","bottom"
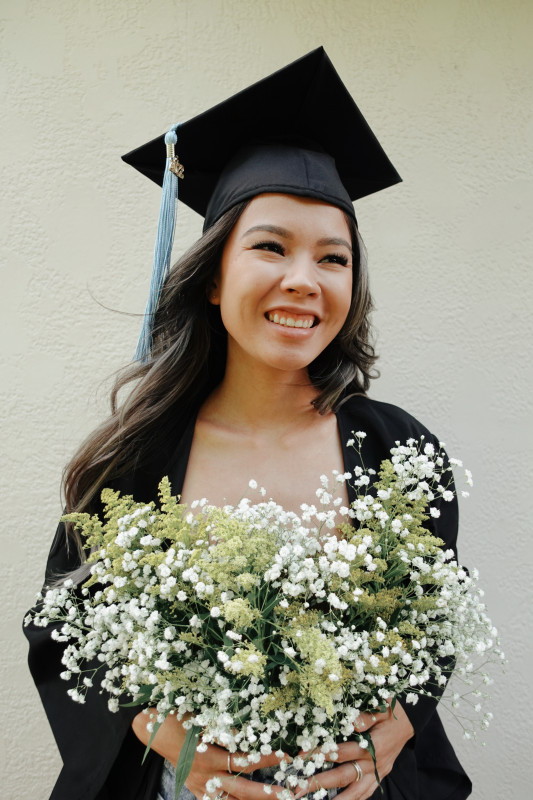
{"left": 122, "top": 46, "right": 400, "bottom": 361}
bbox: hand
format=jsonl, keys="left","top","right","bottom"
{"left": 132, "top": 711, "right": 293, "bottom": 800}
{"left": 294, "top": 701, "right": 415, "bottom": 800}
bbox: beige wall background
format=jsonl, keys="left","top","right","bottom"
{"left": 2, "top": 0, "right": 532, "bottom": 798}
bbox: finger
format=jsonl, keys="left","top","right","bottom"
{"left": 203, "top": 746, "right": 283, "bottom": 775}
{"left": 298, "top": 744, "right": 370, "bottom": 764}
{"left": 229, "top": 751, "right": 292, "bottom": 775}
{"left": 220, "top": 774, "right": 293, "bottom": 800}
{"left": 207, "top": 794, "right": 240, "bottom": 800}
{"left": 319, "top": 741, "right": 373, "bottom": 765}
{"left": 334, "top": 776, "right": 377, "bottom": 800}
{"left": 353, "top": 710, "right": 383, "bottom": 731}
{"left": 293, "top": 760, "right": 371, "bottom": 798}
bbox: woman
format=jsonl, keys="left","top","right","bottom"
{"left": 25, "top": 49, "right": 471, "bottom": 800}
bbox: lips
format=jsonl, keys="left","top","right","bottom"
{"left": 266, "top": 310, "right": 318, "bottom": 329}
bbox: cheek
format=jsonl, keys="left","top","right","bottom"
{"left": 218, "top": 294, "right": 238, "bottom": 333}
{"left": 335, "top": 275, "right": 354, "bottom": 329}
{"left": 217, "top": 282, "right": 251, "bottom": 336}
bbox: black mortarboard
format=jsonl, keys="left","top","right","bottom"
{"left": 123, "top": 47, "right": 401, "bottom": 360}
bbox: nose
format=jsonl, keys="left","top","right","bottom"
{"left": 279, "top": 255, "right": 320, "bottom": 296}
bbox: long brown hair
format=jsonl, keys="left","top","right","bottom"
{"left": 63, "top": 200, "right": 377, "bottom": 518}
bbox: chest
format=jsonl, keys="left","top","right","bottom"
{"left": 178, "top": 414, "right": 349, "bottom": 514}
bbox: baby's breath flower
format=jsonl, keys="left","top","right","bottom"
{"left": 205, "top": 776, "right": 222, "bottom": 794}
{"left": 28, "top": 441, "right": 499, "bottom": 792}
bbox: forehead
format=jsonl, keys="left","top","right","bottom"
{"left": 233, "top": 193, "right": 352, "bottom": 239}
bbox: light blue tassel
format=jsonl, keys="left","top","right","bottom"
{"left": 134, "top": 124, "right": 182, "bottom": 362}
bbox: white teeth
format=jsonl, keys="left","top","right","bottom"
{"left": 267, "top": 313, "right": 315, "bottom": 328}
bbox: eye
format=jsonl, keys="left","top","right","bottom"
{"left": 250, "top": 240, "right": 285, "bottom": 256}
{"left": 320, "top": 252, "right": 350, "bottom": 266}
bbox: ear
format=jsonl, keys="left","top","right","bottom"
{"left": 208, "top": 277, "right": 220, "bottom": 305}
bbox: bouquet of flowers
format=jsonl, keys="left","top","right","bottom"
{"left": 27, "top": 435, "right": 503, "bottom": 799}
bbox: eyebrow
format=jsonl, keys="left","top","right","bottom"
{"left": 316, "top": 236, "right": 352, "bottom": 250}
{"left": 242, "top": 224, "right": 293, "bottom": 239}
{"left": 242, "top": 226, "right": 352, "bottom": 251}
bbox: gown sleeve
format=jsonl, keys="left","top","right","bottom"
{"left": 23, "top": 412, "right": 197, "bottom": 800}
{"left": 24, "top": 519, "right": 163, "bottom": 800}
{"left": 398, "top": 451, "right": 459, "bottom": 737}
{"left": 338, "top": 396, "right": 472, "bottom": 800}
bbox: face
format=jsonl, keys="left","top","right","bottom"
{"left": 211, "top": 193, "right": 353, "bottom": 377}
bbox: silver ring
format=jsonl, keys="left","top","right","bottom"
{"left": 351, "top": 759, "right": 363, "bottom": 782}
{"left": 227, "top": 753, "right": 233, "bottom": 773}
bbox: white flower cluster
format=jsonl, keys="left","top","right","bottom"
{"left": 26, "top": 437, "right": 503, "bottom": 795}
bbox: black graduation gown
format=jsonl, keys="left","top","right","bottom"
{"left": 24, "top": 394, "right": 472, "bottom": 800}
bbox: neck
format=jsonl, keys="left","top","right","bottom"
{"left": 202, "top": 356, "right": 323, "bottom": 432}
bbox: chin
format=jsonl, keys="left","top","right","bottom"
{"left": 262, "top": 352, "right": 319, "bottom": 374}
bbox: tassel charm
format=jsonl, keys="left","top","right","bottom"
{"left": 134, "top": 124, "right": 182, "bottom": 362}
{"left": 166, "top": 138, "right": 185, "bottom": 178}
{"left": 169, "top": 156, "right": 184, "bottom": 179}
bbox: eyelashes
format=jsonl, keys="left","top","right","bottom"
{"left": 251, "top": 240, "right": 285, "bottom": 255}
{"left": 322, "top": 253, "right": 349, "bottom": 266}
{"left": 250, "top": 240, "right": 350, "bottom": 266}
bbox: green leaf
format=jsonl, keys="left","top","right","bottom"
{"left": 232, "top": 708, "right": 252, "bottom": 726}
{"left": 358, "top": 731, "right": 382, "bottom": 792}
{"left": 174, "top": 724, "right": 202, "bottom": 800}
{"left": 262, "top": 594, "right": 282, "bottom": 616}
{"left": 121, "top": 685, "right": 154, "bottom": 707}
{"left": 120, "top": 697, "right": 146, "bottom": 708}
{"left": 142, "top": 717, "right": 163, "bottom": 765}
{"left": 264, "top": 649, "right": 295, "bottom": 670}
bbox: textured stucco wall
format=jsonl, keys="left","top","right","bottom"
{"left": 2, "top": 1, "right": 532, "bottom": 798}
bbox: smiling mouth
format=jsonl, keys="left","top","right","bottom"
{"left": 266, "top": 311, "right": 318, "bottom": 329}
